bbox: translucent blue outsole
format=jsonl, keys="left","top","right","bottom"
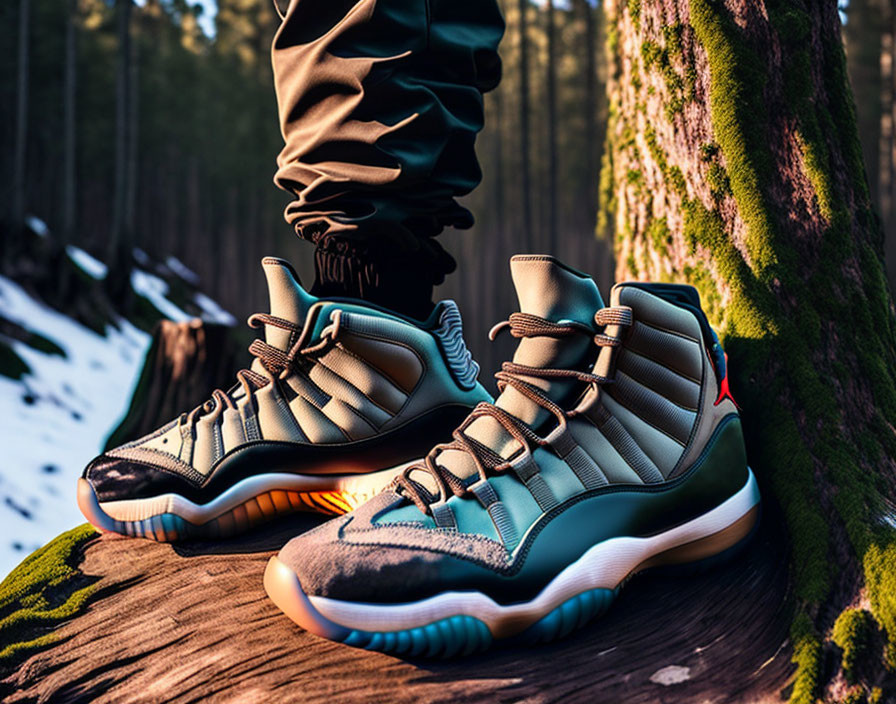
{"left": 329, "top": 587, "right": 620, "bottom": 658}
{"left": 517, "top": 587, "right": 619, "bottom": 645}
{"left": 340, "top": 615, "right": 494, "bottom": 658}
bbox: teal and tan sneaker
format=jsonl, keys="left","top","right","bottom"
{"left": 77, "top": 257, "right": 491, "bottom": 541}
{"left": 264, "top": 255, "right": 760, "bottom": 656}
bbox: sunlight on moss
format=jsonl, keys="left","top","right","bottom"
{"left": 0, "top": 524, "right": 98, "bottom": 664}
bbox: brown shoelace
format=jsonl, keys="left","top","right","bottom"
{"left": 178, "top": 310, "right": 341, "bottom": 432}
{"left": 394, "top": 306, "right": 633, "bottom": 515}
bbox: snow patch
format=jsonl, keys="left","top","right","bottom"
{"left": 130, "top": 269, "right": 193, "bottom": 322}
{"left": 66, "top": 245, "right": 108, "bottom": 280}
{"left": 194, "top": 292, "right": 236, "bottom": 326}
{"left": 0, "top": 276, "right": 150, "bottom": 578}
{"left": 25, "top": 215, "right": 49, "bottom": 238}
{"left": 166, "top": 256, "right": 200, "bottom": 286}
{"left": 133, "top": 248, "right": 151, "bottom": 267}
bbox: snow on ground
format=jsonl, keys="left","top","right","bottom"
{"left": 130, "top": 269, "right": 192, "bottom": 323}
{"left": 67, "top": 244, "right": 109, "bottom": 280}
{"left": 25, "top": 215, "right": 49, "bottom": 238}
{"left": 0, "top": 276, "right": 150, "bottom": 579}
{"left": 166, "top": 256, "right": 200, "bottom": 286}
{"left": 194, "top": 292, "right": 237, "bottom": 325}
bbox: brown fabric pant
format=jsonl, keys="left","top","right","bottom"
{"left": 272, "top": 0, "right": 504, "bottom": 316}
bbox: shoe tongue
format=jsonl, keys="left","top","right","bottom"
{"left": 260, "top": 257, "right": 315, "bottom": 351}
{"left": 408, "top": 256, "right": 604, "bottom": 497}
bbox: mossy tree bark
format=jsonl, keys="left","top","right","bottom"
{"left": 601, "top": 0, "right": 896, "bottom": 701}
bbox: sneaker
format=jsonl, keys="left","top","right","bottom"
{"left": 77, "top": 257, "right": 491, "bottom": 541}
{"left": 264, "top": 255, "right": 760, "bottom": 656}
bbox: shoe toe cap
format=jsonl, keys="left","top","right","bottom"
{"left": 83, "top": 452, "right": 191, "bottom": 502}
{"left": 276, "top": 491, "right": 448, "bottom": 603}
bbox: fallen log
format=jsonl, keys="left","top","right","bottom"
{"left": 0, "top": 506, "right": 793, "bottom": 703}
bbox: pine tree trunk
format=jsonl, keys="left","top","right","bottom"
{"left": 844, "top": 0, "right": 883, "bottom": 209}
{"left": 62, "top": 0, "right": 77, "bottom": 245}
{"left": 108, "top": 0, "right": 132, "bottom": 279}
{"left": 602, "top": 0, "right": 896, "bottom": 701}
{"left": 579, "top": 0, "right": 598, "bottom": 236}
{"left": 883, "top": 0, "right": 896, "bottom": 291}
{"left": 545, "top": 0, "right": 558, "bottom": 254}
{"left": 11, "top": 0, "right": 30, "bottom": 241}
{"left": 517, "top": 0, "right": 533, "bottom": 250}
{"left": 124, "top": 21, "right": 139, "bottom": 243}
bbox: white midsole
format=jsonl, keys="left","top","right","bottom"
{"left": 309, "top": 468, "right": 760, "bottom": 635}
{"left": 97, "top": 461, "right": 417, "bottom": 523}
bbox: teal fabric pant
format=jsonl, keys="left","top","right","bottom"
{"left": 272, "top": 0, "right": 504, "bottom": 311}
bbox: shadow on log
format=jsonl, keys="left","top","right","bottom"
{"left": 0, "top": 506, "right": 794, "bottom": 703}
{"left": 105, "top": 319, "right": 247, "bottom": 450}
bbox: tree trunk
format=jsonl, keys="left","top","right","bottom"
{"left": 844, "top": 0, "right": 883, "bottom": 211}
{"left": 62, "top": 0, "right": 77, "bottom": 246}
{"left": 602, "top": 0, "right": 896, "bottom": 701}
{"left": 124, "top": 18, "right": 139, "bottom": 243}
{"left": 108, "top": 0, "right": 132, "bottom": 279}
{"left": 883, "top": 0, "right": 896, "bottom": 291}
{"left": 517, "top": 0, "right": 533, "bottom": 250}
{"left": 579, "top": 0, "right": 599, "bottom": 235}
{"left": 545, "top": 0, "right": 558, "bottom": 254}
{"left": 11, "top": 0, "right": 30, "bottom": 241}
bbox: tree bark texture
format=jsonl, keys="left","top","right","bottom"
{"left": 601, "top": 0, "right": 896, "bottom": 701}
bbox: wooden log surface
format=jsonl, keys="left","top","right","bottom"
{"left": 2, "top": 506, "right": 794, "bottom": 703}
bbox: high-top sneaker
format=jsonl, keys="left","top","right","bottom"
{"left": 77, "top": 257, "right": 491, "bottom": 541}
{"left": 264, "top": 255, "right": 760, "bottom": 656}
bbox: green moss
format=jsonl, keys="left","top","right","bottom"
{"left": 668, "top": 166, "right": 687, "bottom": 196}
{"left": 706, "top": 162, "right": 730, "bottom": 199}
{"left": 690, "top": 0, "right": 782, "bottom": 279}
{"left": 640, "top": 31, "right": 691, "bottom": 120}
{"left": 832, "top": 608, "right": 874, "bottom": 683}
{"left": 644, "top": 124, "right": 668, "bottom": 175}
{"left": 627, "top": 0, "right": 640, "bottom": 28}
{"left": 790, "top": 613, "right": 823, "bottom": 704}
{"left": 864, "top": 539, "right": 896, "bottom": 668}
{"left": 597, "top": 132, "right": 617, "bottom": 242}
{"left": 641, "top": 40, "right": 662, "bottom": 69}
{"left": 0, "top": 340, "right": 30, "bottom": 380}
{"left": 0, "top": 525, "right": 98, "bottom": 664}
{"left": 682, "top": 262, "right": 722, "bottom": 322}
{"left": 662, "top": 23, "right": 684, "bottom": 57}
{"left": 840, "top": 687, "right": 868, "bottom": 704}
{"left": 700, "top": 142, "right": 720, "bottom": 161}
{"left": 646, "top": 216, "right": 672, "bottom": 257}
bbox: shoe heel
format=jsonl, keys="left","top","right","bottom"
{"left": 639, "top": 503, "right": 761, "bottom": 577}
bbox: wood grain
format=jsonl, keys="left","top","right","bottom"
{"left": 2, "top": 508, "right": 793, "bottom": 704}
